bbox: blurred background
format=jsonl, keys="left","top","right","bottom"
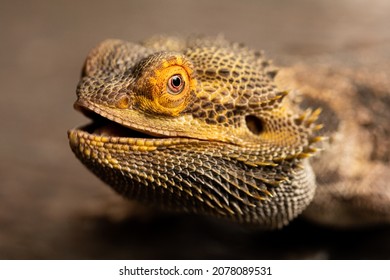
{"left": 1, "top": 0, "right": 389, "bottom": 259}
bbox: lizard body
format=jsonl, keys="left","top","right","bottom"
{"left": 279, "top": 63, "right": 390, "bottom": 227}
{"left": 68, "top": 36, "right": 390, "bottom": 228}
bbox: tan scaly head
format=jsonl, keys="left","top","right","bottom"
{"left": 69, "top": 37, "right": 322, "bottom": 228}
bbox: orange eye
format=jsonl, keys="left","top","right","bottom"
{"left": 167, "top": 74, "right": 184, "bottom": 94}
{"left": 135, "top": 54, "right": 196, "bottom": 116}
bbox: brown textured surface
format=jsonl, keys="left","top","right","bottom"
{"left": 1, "top": 0, "right": 390, "bottom": 259}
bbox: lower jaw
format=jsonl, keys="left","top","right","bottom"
{"left": 67, "top": 120, "right": 203, "bottom": 152}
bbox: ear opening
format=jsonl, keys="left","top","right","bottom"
{"left": 245, "top": 115, "right": 264, "bottom": 135}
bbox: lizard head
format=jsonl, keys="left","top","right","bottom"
{"left": 69, "top": 37, "right": 321, "bottom": 228}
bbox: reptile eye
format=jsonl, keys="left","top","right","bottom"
{"left": 167, "top": 74, "right": 184, "bottom": 94}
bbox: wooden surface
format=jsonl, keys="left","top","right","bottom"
{"left": 1, "top": 0, "right": 389, "bottom": 259}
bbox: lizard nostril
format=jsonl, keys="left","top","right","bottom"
{"left": 245, "top": 115, "right": 264, "bottom": 135}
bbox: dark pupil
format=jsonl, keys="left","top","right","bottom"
{"left": 171, "top": 76, "right": 181, "bottom": 88}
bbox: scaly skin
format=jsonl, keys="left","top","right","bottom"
{"left": 68, "top": 36, "right": 390, "bottom": 228}
{"left": 278, "top": 63, "right": 390, "bottom": 227}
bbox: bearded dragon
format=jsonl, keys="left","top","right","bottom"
{"left": 68, "top": 36, "right": 390, "bottom": 229}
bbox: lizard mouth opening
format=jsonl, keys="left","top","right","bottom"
{"left": 75, "top": 106, "right": 156, "bottom": 139}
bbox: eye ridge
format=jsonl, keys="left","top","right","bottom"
{"left": 168, "top": 74, "right": 185, "bottom": 94}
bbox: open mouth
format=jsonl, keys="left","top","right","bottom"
{"left": 74, "top": 105, "right": 157, "bottom": 139}
{"left": 79, "top": 116, "right": 155, "bottom": 139}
